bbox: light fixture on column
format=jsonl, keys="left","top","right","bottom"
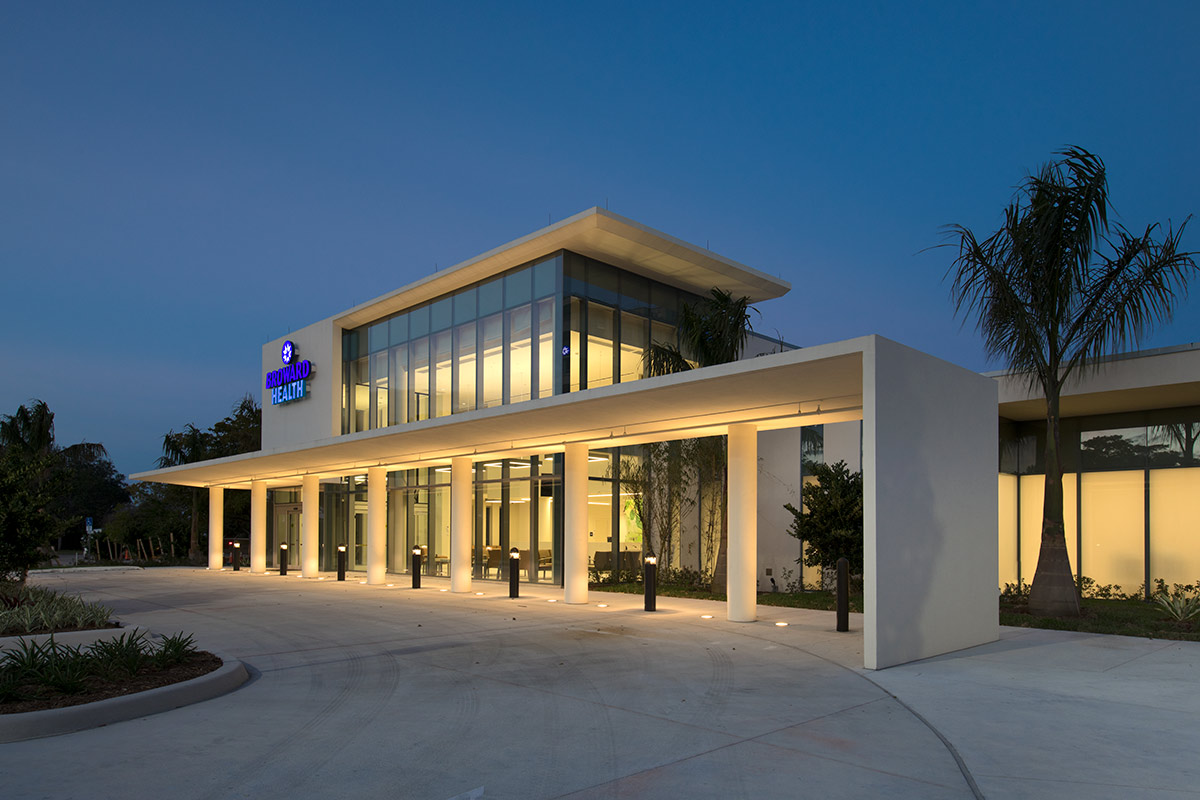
{"left": 337, "top": 545, "right": 347, "bottom": 581}
{"left": 509, "top": 547, "right": 520, "bottom": 599}
{"left": 644, "top": 554, "right": 657, "bottom": 612}
{"left": 279, "top": 543, "right": 288, "bottom": 576}
{"left": 232, "top": 542, "right": 241, "bottom": 572}
{"left": 412, "top": 546, "right": 422, "bottom": 589}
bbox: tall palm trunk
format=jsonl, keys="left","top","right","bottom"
{"left": 711, "top": 440, "right": 728, "bottom": 591}
{"left": 1028, "top": 386, "right": 1081, "bottom": 616}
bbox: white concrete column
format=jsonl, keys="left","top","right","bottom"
{"left": 301, "top": 474, "right": 320, "bottom": 578}
{"left": 450, "top": 457, "right": 472, "bottom": 593}
{"left": 250, "top": 481, "right": 267, "bottom": 573}
{"left": 208, "top": 487, "right": 224, "bottom": 570}
{"left": 563, "top": 442, "right": 589, "bottom": 604}
{"left": 727, "top": 424, "right": 758, "bottom": 622}
{"left": 367, "top": 467, "right": 386, "bottom": 584}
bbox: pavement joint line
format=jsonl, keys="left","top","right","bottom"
{"left": 1100, "top": 638, "right": 1181, "bottom": 673}
{"left": 854, "top": 672, "right": 984, "bottom": 799}
{"left": 555, "top": 698, "right": 970, "bottom": 799}
{"left": 724, "top": 624, "right": 981, "bottom": 798}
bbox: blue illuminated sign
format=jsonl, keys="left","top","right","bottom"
{"left": 267, "top": 341, "right": 313, "bottom": 406}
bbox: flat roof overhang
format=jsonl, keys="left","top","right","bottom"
{"left": 995, "top": 344, "right": 1200, "bottom": 421}
{"left": 133, "top": 338, "right": 866, "bottom": 489}
{"left": 333, "top": 208, "right": 791, "bottom": 329}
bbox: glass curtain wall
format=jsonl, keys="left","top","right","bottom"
{"left": 999, "top": 407, "right": 1200, "bottom": 595}
{"left": 387, "top": 468, "right": 450, "bottom": 576}
{"left": 337, "top": 250, "right": 719, "bottom": 585}
{"left": 472, "top": 456, "right": 558, "bottom": 582}
{"left": 343, "top": 251, "right": 705, "bottom": 434}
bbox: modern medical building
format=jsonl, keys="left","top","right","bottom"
{"left": 135, "top": 208, "right": 1197, "bottom": 668}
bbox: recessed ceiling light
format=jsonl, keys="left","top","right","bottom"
{"left": 775, "top": 622, "right": 788, "bottom": 627}
{"left": 700, "top": 614, "right": 713, "bottom": 619}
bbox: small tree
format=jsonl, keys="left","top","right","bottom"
{"left": 784, "top": 460, "right": 863, "bottom": 585}
{"left": 0, "top": 449, "right": 61, "bottom": 582}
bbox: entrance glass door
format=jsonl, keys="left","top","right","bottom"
{"left": 273, "top": 504, "right": 301, "bottom": 567}
{"left": 352, "top": 493, "right": 367, "bottom": 570}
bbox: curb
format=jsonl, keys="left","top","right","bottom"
{"left": 0, "top": 658, "right": 249, "bottom": 743}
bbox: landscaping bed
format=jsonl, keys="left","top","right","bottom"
{"left": 592, "top": 580, "right": 1199, "bottom": 641}
{"left": 2, "top": 630, "right": 221, "bottom": 714}
{"left": 589, "top": 582, "right": 865, "bottom": 613}
{"left": 1, "top": 583, "right": 117, "bottom": 636}
{"left": 1000, "top": 596, "right": 1200, "bottom": 641}
{"left": 2, "top": 584, "right": 222, "bottom": 716}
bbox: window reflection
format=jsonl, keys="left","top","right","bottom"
{"left": 481, "top": 313, "right": 503, "bottom": 408}
{"left": 508, "top": 304, "right": 532, "bottom": 403}
{"left": 455, "top": 322, "right": 476, "bottom": 413}
{"left": 433, "top": 331, "right": 452, "bottom": 418}
{"left": 410, "top": 337, "right": 429, "bottom": 422}
{"left": 588, "top": 302, "right": 614, "bottom": 388}
{"left": 340, "top": 250, "right": 704, "bottom": 433}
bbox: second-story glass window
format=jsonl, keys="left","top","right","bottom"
{"left": 341, "top": 251, "right": 696, "bottom": 434}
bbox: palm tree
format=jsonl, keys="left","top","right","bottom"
{"left": 157, "top": 424, "right": 211, "bottom": 561}
{"left": 0, "top": 399, "right": 107, "bottom": 463}
{"left": 946, "top": 146, "right": 1196, "bottom": 616}
{"left": 645, "top": 288, "right": 757, "bottom": 588}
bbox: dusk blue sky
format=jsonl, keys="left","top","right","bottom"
{"left": 3, "top": 1, "right": 1198, "bottom": 478}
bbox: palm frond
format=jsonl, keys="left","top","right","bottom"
{"left": 644, "top": 343, "right": 692, "bottom": 378}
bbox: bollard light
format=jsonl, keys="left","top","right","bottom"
{"left": 508, "top": 547, "right": 520, "bottom": 598}
{"left": 337, "top": 545, "right": 347, "bottom": 582}
{"left": 411, "top": 546, "right": 422, "bottom": 589}
{"left": 643, "top": 554, "right": 657, "bottom": 612}
{"left": 233, "top": 542, "right": 241, "bottom": 571}
{"left": 836, "top": 556, "right": 849, "bottom": 632}
{"left": 279, "top": 543, "right": 288, "bottom": 576}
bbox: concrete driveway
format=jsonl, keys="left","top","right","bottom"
{"left": 4, "top": 568, "right": 1196, "bottom": 799}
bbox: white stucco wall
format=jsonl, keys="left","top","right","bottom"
{"left": 863, "top": 336, "right": 998, "bottom": 670}
{"left": 261, "top": 318, "right": 342, "bottom": 451}
{"left": 822, "top": 420, "right": 862, "bottom": 473}
{"left": 756, "top": 428, "right": 803, "bottom": 591}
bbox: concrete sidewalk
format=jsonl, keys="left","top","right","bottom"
{"left": 3, "top": 568, "right": 1196, "bottom": 799}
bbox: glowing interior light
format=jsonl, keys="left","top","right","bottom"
{"left": 597, "top": 603, "right": 608, "bottom": 608}
{"left": 775, "top": 622, "right": 789, "bottom": 627}
{"left": 700, "top": 614, "right": 713, "bottom": 619}
{"left": 475, "top": 592, "right": 485, "bottom": 596}
{"left": 547, "top": 599, "right": 557, "bottom": 603}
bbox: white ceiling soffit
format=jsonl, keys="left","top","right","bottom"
{"left": 133, "top": 340, "right": 865, "bottom": 489}
{"left": 334, "top": 208, "right": 791, "bottom": 329}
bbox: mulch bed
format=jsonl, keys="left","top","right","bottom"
{"left": 1, "top": 651, "right": 223, "bottom": 715}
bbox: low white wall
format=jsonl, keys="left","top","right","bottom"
{"left": 863, "top": 336, "right": 998, "bottom": 669}
{"left": 756, "top": 428, "right": 803, "bottom": 591}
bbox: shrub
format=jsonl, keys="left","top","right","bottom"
{"left": 0, "top": 629, "right": 205, "bottom": 703}
{"left": 784, "top": 460, "right": 863, "bottom": 575}
{"left": 0, "top": 585, "right": 112, "bottom": 636}
{"left": 152, "top": 633, "right": 197, "bottom": 668}
{"left": 1154, "top": 593, "right": 1200, "bottom": 622}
